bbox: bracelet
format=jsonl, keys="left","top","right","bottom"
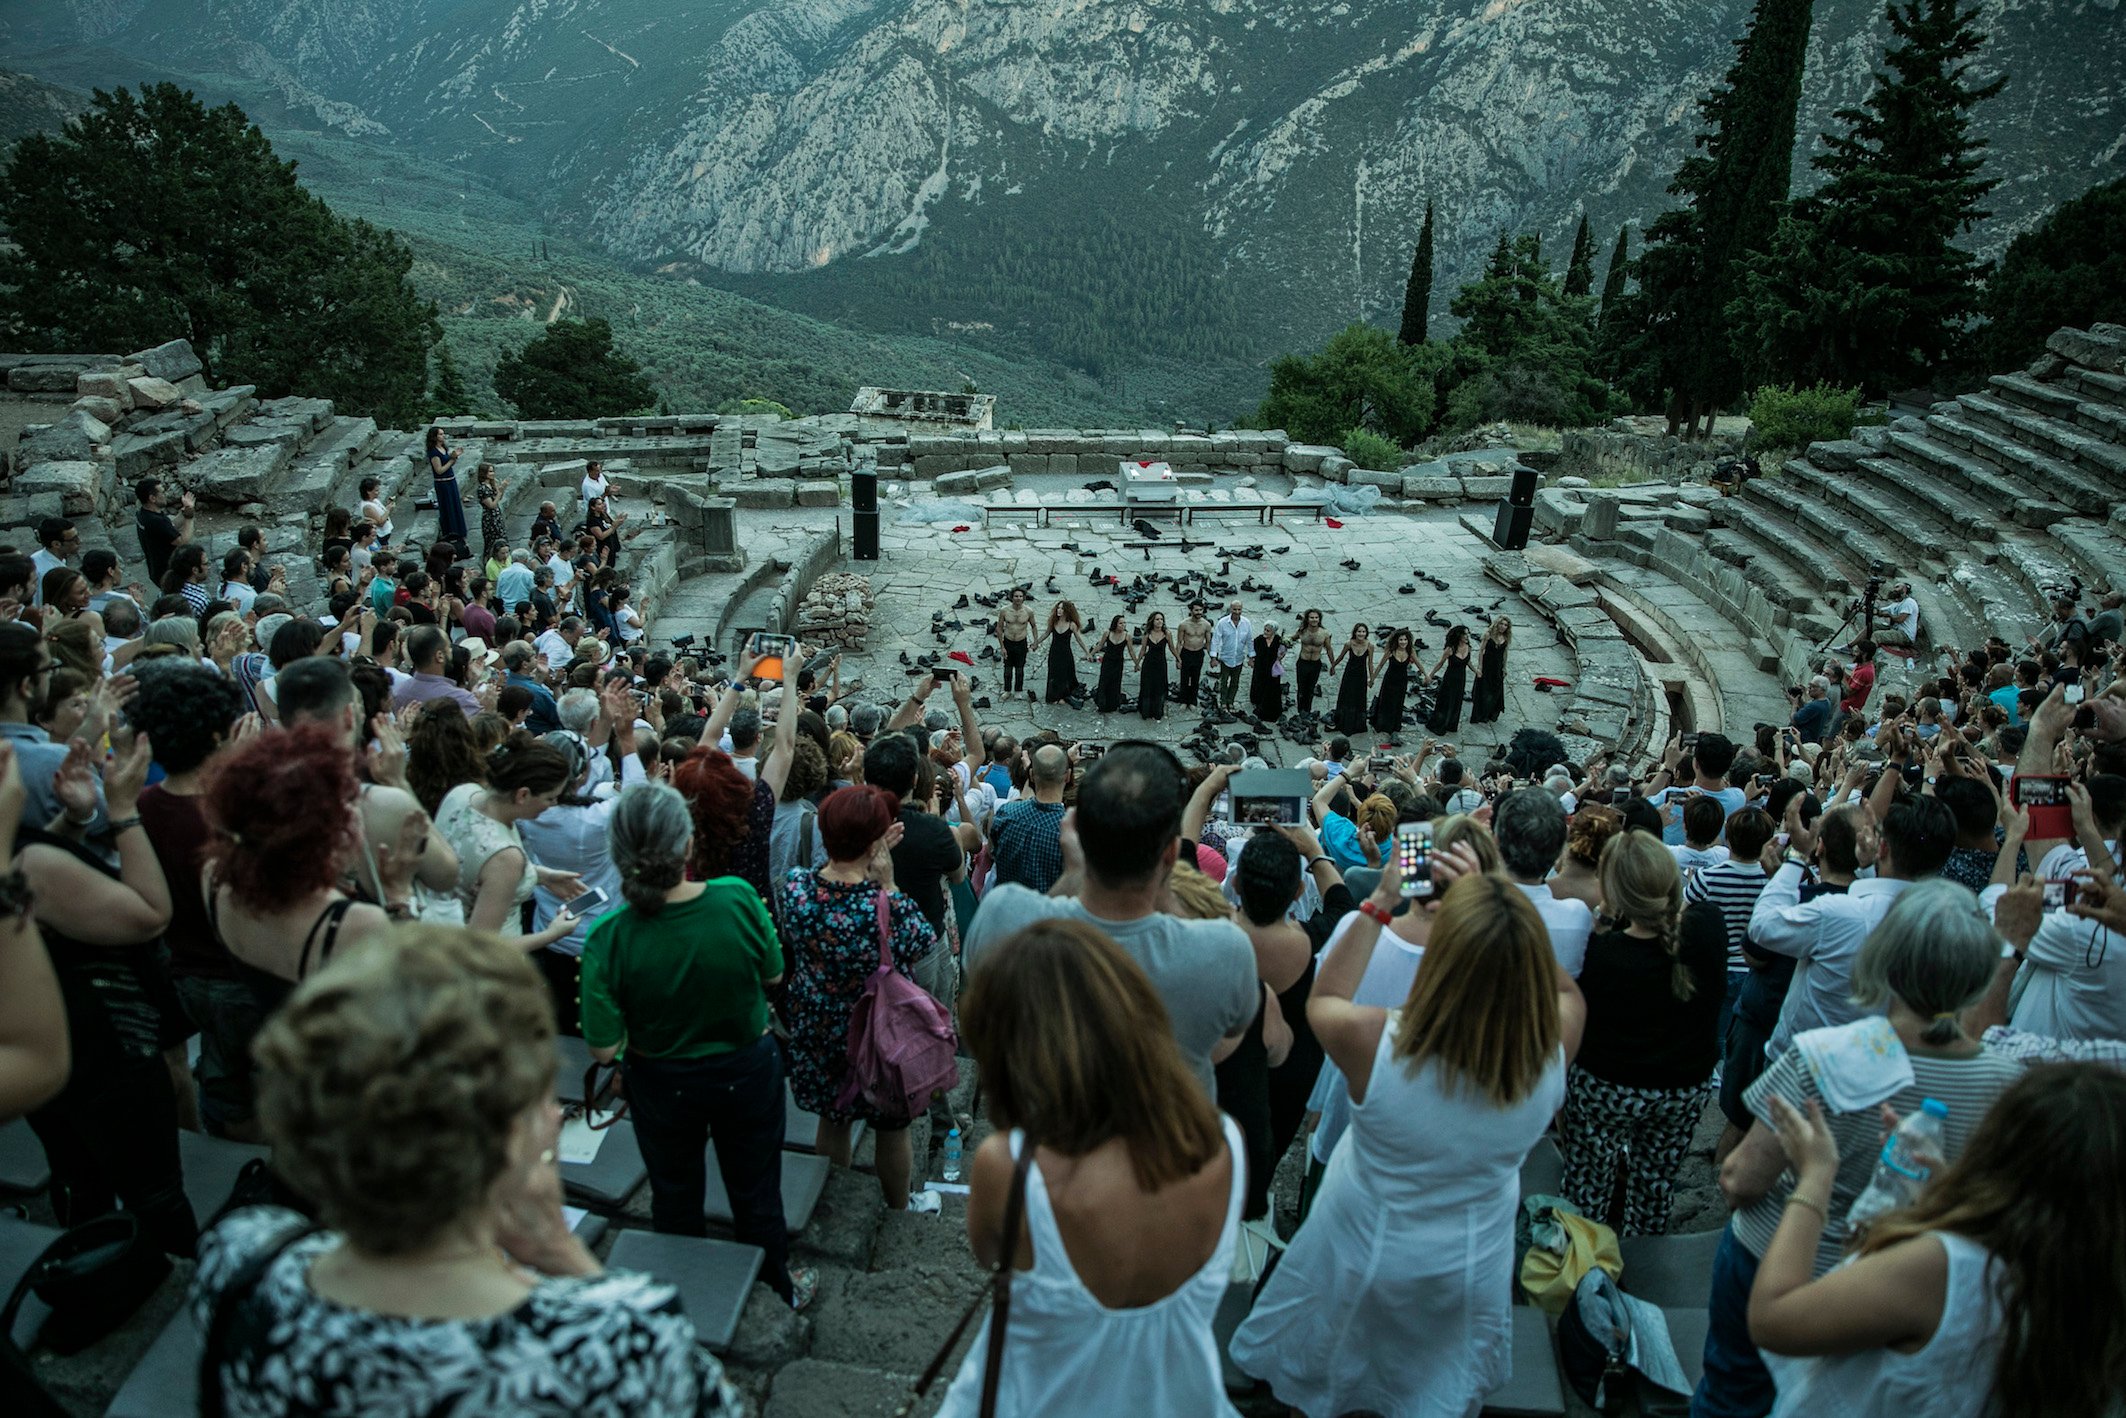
{"left": 1785, "top": 1193, "right": 1828, "bottom": 1219}
{"left": 107, "top": 816, "right": 143, "bottom": 834}
{"left": 1307, "top": 855, "right": 1332, "bottom": 868}
{"left": 1358, "top": 899, "right": 1394, "bottom": 926}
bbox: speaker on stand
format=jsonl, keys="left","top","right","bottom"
{"left": 1492, "top": 463, "right": 1538, "bottom": 551}
{"left": 851, "top": 468, "right": 881, "bottom": 561}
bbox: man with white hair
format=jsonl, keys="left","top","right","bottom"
{"left": 1787, "top": 675, "right": 1834, "bottom": 744}
{"left": 1542, "top": 767, "right": 1578, "bottom": 814}
{"left": 825, "top": 703, "right": 848, "bottom": 732}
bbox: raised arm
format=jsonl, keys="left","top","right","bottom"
{"left": 699, "top": 654, "right": 760, "bottom": 747}
{"left": 952, "top": 675, "right": 984, "bottom": 774}
{"left": 886, "top": 673, "right": 938, "bottom": 733}
{"left": 1183, "top": 764, "right": 1237, "bottom": 843}
{"left": 760, "top": 680, "right": 800, "bottom": 802}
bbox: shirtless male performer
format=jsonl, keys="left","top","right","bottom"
{"left": 996, "top": 587, "right": 1036, "bottom": 699}
{"left": 1175, "top": 601, "right": 1213, "bottom": 709}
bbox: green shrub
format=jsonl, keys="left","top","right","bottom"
{"left": 1341, "top": 427, "right": 1405, "bottom": 470}
{"left": 720, "top": 397, "right": 796, "bottom": 420}
{"left": 1747, "top": 382, "right": 1864, "bottom": 451}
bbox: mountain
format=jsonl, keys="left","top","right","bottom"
{"left": 2, "top": 0, "right": 2120, "bottom": 413}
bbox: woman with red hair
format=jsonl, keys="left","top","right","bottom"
{"left": 777, "top": 784, "right": 938, "bottom": 1208}
{"left": 674, "top": 663, "right": 800, "bottom": 905}
{"left": 202, "top": 723, "right": 394, "bottom": 1007}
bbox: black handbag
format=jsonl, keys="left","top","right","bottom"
{"left": 0, "top": 1212, "right": 171, "bottom": 1357}
{"left": 893, "top": 1141, "right": 1034, "bottom": 1418}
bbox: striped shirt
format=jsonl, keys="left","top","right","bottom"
{"left": 1685, "top": 859, "right": 1769, "bottom": 971}
{"left": 1733, "top": 1046, "right": 2024, "bottom": 1275}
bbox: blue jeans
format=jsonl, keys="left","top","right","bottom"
{"left": 174, "top": 974, "right": 268, "bottom": 1135}
{"left": 1714, "top": 969, "right": 1749, "bottom": 1070}
{"left": 1691, "top": 1224, "right": 1775, "bottom": 1418}
{"left": 624, "top": 1034, "right": 792, "bottom": 1301}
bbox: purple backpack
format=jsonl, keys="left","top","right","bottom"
{"left": 835, "top": 888, "right": 959, "bottom": 1122}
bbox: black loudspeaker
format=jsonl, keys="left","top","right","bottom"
{"left": 1509, "top": 465, "right": 1538, "bottom": 507}
{"left": 851, "top": 469, "right": 878, "bottom": 514}
{"left": 853, "top": 509, "right": 880, "bottom": 561}
{"left": 1493, "top": 500, "right": 1533, "bottom": 551}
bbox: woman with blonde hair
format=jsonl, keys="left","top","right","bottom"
{"left": 1471, "top": 615, "right": 1512, "bottom": 725}
{"left": 46, "top": 616, "right": 104, "bottom": 679}
{"left": 191, "top": 924, "right": 742, "bottom": 1414}
{"left": 826, "top": 729, "right": 863, "bottom": 789}
{"left": 1234, "top": 848, "right": 1585, "bottom": 1414}
{"left": 1043, "top": 599, "right": 1091, "bottom": 704}
{"left": 1560, "top": 829, "right": 1726, "bottom": 1234}
{"left": 940, "top": 919, "right": 1246, "bottom": 1416}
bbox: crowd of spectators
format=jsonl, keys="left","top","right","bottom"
{"left": 0, "top": 478, "right": 2122, "bottom": 1416}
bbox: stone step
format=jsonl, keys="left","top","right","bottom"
{"left": 2063, "top": 367, "right": 2126, "bottom": 411}
{"left": 298, "top": 415, "right": 382, "bottom": 472}
{"left": 1698, "top": 527, "right": 1820, "bottom": 614}
{"left": 1932, "top": 557, "right": 2029, "bottom": 653}
{"left": 2045, "top": 519, "right": 2126, "bottom": 596}
{"left": 1849, "top": 453, "right": 2002, "bottom": 544}
{"left": 1990, "top": 532, "right": 2081, "bottom": 613}
{"left": 1921, "top": 413, "right": 2114, "bottom": 517}
{"left": 1992, "top": 370, "right": 2126, "bottom": 443}
{"left": 1736, "top": 476, "right": 1894, "bottom": 589}
{"left": 1779, "top": 458, "right": 1945, "bottom": 567}
{"left": 1702, "top": 506, "right": 1852, "bottom": 606}
{"left": 2047, "top": 323, "right": 2126, "bottom": 374}
{"left": 1965, "top": 386, "right": 2126, "bottom": 485}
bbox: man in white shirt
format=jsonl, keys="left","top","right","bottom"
{"left": 1210, "top": 600, "right": 1252, "bottom": 709}
{"left": 1750, "top": 795, "right": 1956, "bottom": 1057}
{"left": 1986, "top": 773, "right": 2126, "bottom": 1042}
{"left": 1873, "top": 582, "right": 1920, "bottom": 649}
{"left": 535, "top": 616, "right": 584, "bottom": 671}
{"left": 29, "top": 517, "right": 77, "bottom": 605}
{"left": 725, "top": 707, "right": 762, "bottom": 780}
{"left": 1493, "top": 789, "right": 1591, "bottom": 975}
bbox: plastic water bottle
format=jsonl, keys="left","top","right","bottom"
{"left": 942, "top": 1127, "right": 963, "bottom": 1183}
{"left": 1845, "top": 1098, "right": 1948, "bottom": 1233}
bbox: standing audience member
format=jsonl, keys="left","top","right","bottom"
{"left": 1233, "top": 861, "right": 1585, "bottom": 1415}
{"left": 192, "top": 925, "right": 743, "bottom": 1414}
{"left": 940, "top": 919, "right": 1246, "bottom": 1416}
{"left": 1494, "top": 788, "right": 1593, "bottom": 975}
{"left": 433, "top": 732, "right": 584, "bottom": 946}
{"left": 1561, "top": 831, "right": 1725, "bottom": 1235}
{"left": 582, "top": 784, "right": 810, "bottom": 1309}
{"left": 963, "top": 744, "right": 1257, "bottom": 1097}
{"left": 990, "top": 743, "right": 1068, "bottom": 892}
{"left": 1747, "top": 1065, "right": 2126, "bottom": 1418}
{"left": 778, "top": 785, "right": 938, "bottom": 1210}
{"left": 0, "top": 744, "right": 68, "bottom": 1121}
{"left": 18, "top": 730, "right": 196, "bottom": 1255}
{"left": 1698, "top": 881, "right": 2022, "bottom": 1418}
{"left": 1686, "top": 805, "right": 1777, "bottom": 1045}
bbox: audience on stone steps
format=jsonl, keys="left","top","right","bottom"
{"left": 0, "top": 471, "right": 2124, "bottom": 1413}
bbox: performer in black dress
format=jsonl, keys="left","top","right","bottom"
{"left": 1471, "top": 615, "right": 1511, "bottom": 725}
{"left": 1093, "top": 615, "right": 1130, "bottom": 713}
{"left": 1426, "top": 624, "right": 1471, "bottom": 735}
{"left": 1045, "top": 600, "right": 1092, "bottom": 704}
{"left": 1249, "top": 623, "right": 1287, "bottom": 721}
{"left": 1371, "top": 628, "right": 1416, "bottom": 736}
{"left": 1137, "top": 612, "right": 1172, "bottom": 720}
{"left": 1330, "top": 623, "right": 1372, "bottom": 738}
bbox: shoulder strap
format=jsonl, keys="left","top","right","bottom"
{"left": 895, "top": 1141, "right": 1034, "bottom": 1418}
{"left": 198, "top": 1220, "right": 318, "bottom": 1416}
{"left": 875, "top": 886, "right": 894, "bottom": 969}
{"left": 798, "top": 807, "right": 816, "bottom": 868}
{"left": 296, "top": 898, "right": 358, "bottom": 979}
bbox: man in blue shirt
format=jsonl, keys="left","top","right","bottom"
{"left": 502, "top": 642, "right": 563, "bottom": 734}
{"left": 1786, "top": 677, "right": 1834, "bottom": 743}
{"left": 991, "top": 744, "right": 1069, "bottom": 892}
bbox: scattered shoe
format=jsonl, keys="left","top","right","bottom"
{"left": 1289, "top": 571, "right": 1308, "bottom": 579}
{"left": 1341, "top": 558, "right": 1361, "bottom": 572}
{"left": 954, "top": 594, "right": 970, "bottom": 609}
{"left": 1399, "top": 584, "right": 1416, "bottom": 594}
{"left": 973, "top": 695, "right": 993, "bottom": 709}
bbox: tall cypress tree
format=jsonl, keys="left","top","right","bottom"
{"left": 1629, "top": 0, "right": 1817, "bottom": 436}
{"left": 1599, "top": 226, "right": 1632, "bottom": 319}
{"left": 1736, "top": 0, "right": 2004, "bottom": 395}
{"left": 1563, "top": 215, "right": 1597, "bottom": 297}
{"left": 1398, "top": 200, "right": 1435, "bottom": 345}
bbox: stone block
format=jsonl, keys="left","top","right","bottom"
{"left": 1582, "top": 493, "right": 1622, "bottom": 540}
{"left": 1007, "top": 452, "right": 1045, "bottom": 477}
{"left": 128, "top": 338, "right": 204, "bottom": 384}
{"left": 759, "top": 1359, "right": 913, "bottom": 1418}
{"left": 126, "top": 376, "right": 181, "bottom": 411}
{"left": 538, "top": 458, "right": 589, "bottom": 487}
{"left": 111, "top": 427, "right": 189, "bottom": 480}
{"left": 1400, "top": 474, "right": 1461, "bottom": 500}
{"left": 1807, "top": 439, "right": 1872, "bottom": 472}
{"left": 1046, "top": 453, "right": 1078, "bottom": 476}
{"left": 911, "top": 454, "right": 958, "bottom": 479}
{"left": 796, "top": 479, "right": 839, "bottom": 507}
{"left": 76, "top": 371, "right": 131, "bottom": 405}
{"left": 223, "top": 423, "right": 303, "bottom": 453}
{"left": 12, "top": 461, "right": 102, "bottom": 516}
{"left": 18, "top": 409, "right": 111, "bottom": 464}
{"left": 1461, "top": 475, "right": 1513, "bottom": 499}
{"left": 8, "top": 360, "right": 95, "bottom": 393}
{"left": 934, "top": 469, "right": 980, "bottom": 495}
{"left": 808, "top": 1267, "right": 977, "bottom": 1371}
{"left": 730, "top": 478, "right": 795, "bottom": 509}
{"left": 1318, "top": 454, "right": 1355, "bottom": 483}
{"left": 1282, "top": 443, "right": 1337, "bottom": 474}
{"left": 1350, "top": 467, "right": 1401, "bottom": 491}
{"left": 72, "top": 396, "right": 124, "bottom": 425}
{"left": 2047, "top": 326, "right": 2126, "bottom": 374}
{"left": 189, "top": 446, "right": 291, "bottom": 505}
{"left": 754, "top": 442, "right": 802, "bottom": 476}
{"left": 973, "top": 466, "right": 1013, "bottom": 491}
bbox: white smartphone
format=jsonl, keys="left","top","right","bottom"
{"left": 1396, "top": 822, "right": 1434, "bottom": 900}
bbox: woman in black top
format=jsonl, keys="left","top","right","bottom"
{"left": 1470, "top": 616, "right": 1511, "bottom": 724}
{"left": 1330, "top": 623, "right": 1372, "bottom": 737}
{"left": 1136, "top": 611, "right": 1172, "bottom": 720}
{"left": 1370, "top": 628, "right": 1416, "bottom": 737}
{"left": 1249, "top": 622, "right": 1287, "bottom": 721}
{"left": 1425, "top": 624, "right": 1471, "bottom": 734}
{"left": 1093, "top": 614, "right": 1130, "bottom": 713}
{"left": 427, "top": 427, "right": 469, "bottom": 549}
{"left": 1044, "top": 600, "right": 1091, "bottom": 704}
{"left": 1561, "top": 830, "right": 1726, "bottom": 1236}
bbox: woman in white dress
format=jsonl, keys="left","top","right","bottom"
{"left": 940, "top": 918, "right": 1245, "bottom": 1417}
{"left": 1232, "top": 846, "right": 1586, "bottom": 1418}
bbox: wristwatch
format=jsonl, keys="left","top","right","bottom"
{"left": 1782, "top": 848, "right": 1811, "bottom": 869}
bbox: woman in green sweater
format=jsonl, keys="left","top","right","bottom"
{"left": 582, "top": 782, "right": 813, "bottom": 1309}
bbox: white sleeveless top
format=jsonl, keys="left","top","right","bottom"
{"left": 935, "top": 1117, "right": 1245, "bottom": 1418}
{"left": 1766, "top": 1232, "right": 2005, "bottom": 1417}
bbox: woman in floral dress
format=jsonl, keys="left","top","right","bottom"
{"left": 778, "top": 784, "right": 937, "bottom": 1209}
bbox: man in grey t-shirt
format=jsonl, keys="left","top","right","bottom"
{"left": 963, "top": 743, "right": 1258, "bottom": 1098}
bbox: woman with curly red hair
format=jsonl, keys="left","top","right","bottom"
{"left": 202, "top": 722, "right": 394, "bottom": 1009}
{"left": 674, "top": 662, "right": 801, "bottom": 905}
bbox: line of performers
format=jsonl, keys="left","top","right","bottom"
{"left": 989, "top": 588, "right": 1513, "bottom": 738}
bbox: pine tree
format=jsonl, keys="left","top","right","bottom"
{"left": 427, "top": 341, "right": 472, "bottom": 418}
{"left": 1599, "top": 227, "right": 1633, "bottom": 319}
{"left": 1398, "top": 201, "right": 1435, "bottom": 345}
{"left": 1626, "top": 0, "right": 1817, "bottom": 436}
{"left": 1736, "top": 0, "right": 2004, "bottom": 395}
{"left": 494, "top": 318, "right": 657, "bottom": 418}
{"left": 1563, "top": 215, "right": 1597, "bottom": 297}
{"left": 1973, "top": 175, "right": 2126, "bottom": 370}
